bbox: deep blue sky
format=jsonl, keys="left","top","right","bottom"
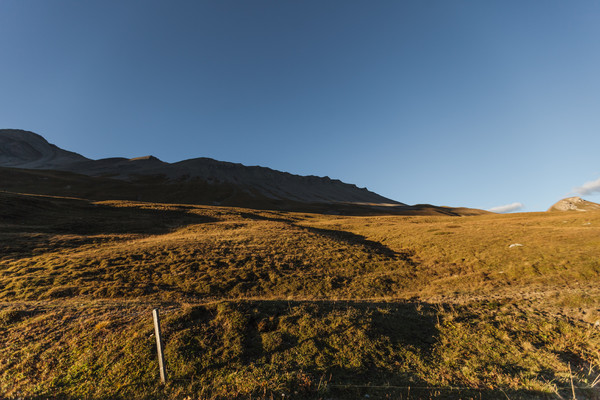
{"left": 2, "top": 1, "right": 600, "bottom": 211}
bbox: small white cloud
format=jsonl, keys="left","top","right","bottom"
{"left": 573, "top": 177, "right": 600, "bottom": 196}
{"left": 488, "top": 202, "right": 524, "bottom": 213}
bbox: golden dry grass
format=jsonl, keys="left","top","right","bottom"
{"left": 1, "top": 191, "right": 600, "bottom": 399}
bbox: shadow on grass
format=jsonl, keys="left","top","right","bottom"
{"left": 238, "top": 211, "right": 296, "bottom": 224}
{"left": 0, "top": 191, "right": 217, "bottom": 234}
{"left": 155, "top": 300, "right": 576, "bottom": 399}
{"left": 221, "top": 209, "right": 415, "bottom": 263}
{"left": 0, "top": 191, "right": 218, "bottom": 259}
{"left": 12, "top": 388, "right": 573, "bottom": 400}
{"left": 9, "top": 300, "right": 595, "bottom": 400}
{"left": 326, "top": 386, "right": 563, "bottom": 400}
{"left": 298, "top": 226, "right": 413, "bottom": 262}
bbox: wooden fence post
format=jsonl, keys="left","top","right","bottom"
{"left": 152, "top": 308, "right": 167, "bottom": 384}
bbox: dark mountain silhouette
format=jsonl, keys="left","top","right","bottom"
{"left": 0, "top": 129, "right": 398, "bottom": 205}
{"left": 0, "top": 129, "right": 488, "bottom": 215}
{"left": 0, "top": 129, "right": 88, "bottom": 168}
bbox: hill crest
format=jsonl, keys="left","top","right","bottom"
{"left": 548, "top": 196, "right": 600, "bottom": 212}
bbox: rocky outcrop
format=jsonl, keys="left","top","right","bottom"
{"left": 548, "top": 197, "right": 600, "bottom": 212}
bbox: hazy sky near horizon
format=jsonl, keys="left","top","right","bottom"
{"left": 2, "top": 1, "right": 600, "bottom": 212}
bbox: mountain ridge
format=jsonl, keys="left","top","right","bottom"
{"left": 0, "top": 129, "right": 399, "bottom": 205}
{"left": 0, "top": 129, "right": 490, "bottom": 215}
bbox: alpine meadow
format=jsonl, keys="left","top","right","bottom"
{"left": 2, "top": 1, "right": 600, "bottom": 399}
{"left": 1, "top": 178, "right": 600, "bottom": 399}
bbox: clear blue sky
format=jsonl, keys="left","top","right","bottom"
{"left": 2, "top": 1, "right": 600, "bottom": 211}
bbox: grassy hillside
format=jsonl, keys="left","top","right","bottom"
{"left": 1, "top": 191, "right": 600, "bottom": 399}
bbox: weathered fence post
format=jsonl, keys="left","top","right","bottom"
{"left": 152, "top": 308, "right": 167, "bottom": 384}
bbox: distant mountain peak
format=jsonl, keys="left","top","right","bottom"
{"left": 0, "top": 129, "right": 89, "bottom": 169}
{"left": 548, "top": 196, "right": 600, "bottom": 212}
{"left": 129, "top": 155, "right": 163, "bottom": 162}
{"left": 0, "top": 128, "right": 46, "bottom": 140}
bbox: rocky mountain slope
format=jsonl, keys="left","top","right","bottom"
{"left": 0, "top": 129, "right": 490, "bottom": 215}
{"left": 0, "top": 129, "right": 399, "bottom": 205}
{"left": 548, "top": 196, "right": 600, "bottom": 212}
{"left": 0, "top": 129, "right": 88, "bottom": 169}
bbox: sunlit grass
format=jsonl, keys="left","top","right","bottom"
{"left": 1, "top": 191, "right": 600, "bottom": 399}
